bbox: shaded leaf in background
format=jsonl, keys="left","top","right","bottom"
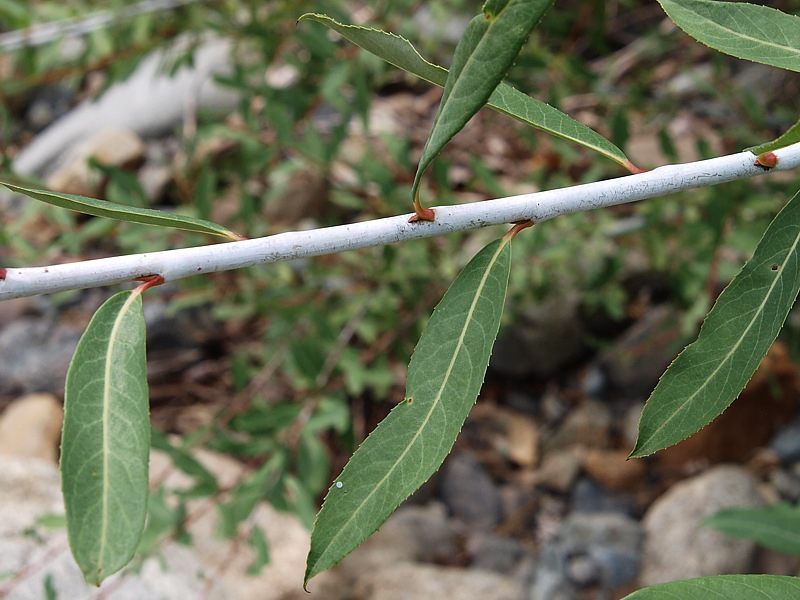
{"left": 298, "top": 14, "right": 637, "bottom": 173}
{"left": 61, "top": 290, "right": 150, "bottom": 585}
{"left": 137, "top": 487, "right": 188, "bottom": 556}
{"left": 657, "top": 0, "right": 800, "bottom": 73}
{"left": 305, "top": 237, "right": 512, "bottom": 586}
{"left": 622, "top": 575, "right": 800, "bottom": 599}
{"left": 247, "top": 525, "right": 271, "bottom": 575}
{"left": 632, "top": 190, "right": 800, "bottom": 457}
{"left": 748, "top": 118, "right": 800, "bottom": 156}
{"left": 703, "top": 503, "right": 800, "bottom": 555}
{"left": 151, "top": 431, "right": 218, "bottom": 497}
{"left": 410, "top": 0, "right": 555, "bottom": 218}
{"left": 217, "top": 452, "right": 286, "bottom": 538}
{"left": 1, "top": 181, "right": 245, "bottom": 240}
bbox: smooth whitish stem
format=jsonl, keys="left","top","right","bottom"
{"left": 3, "top": 143, "right": 800, "bottom": 301}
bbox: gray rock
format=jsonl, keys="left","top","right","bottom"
{"left": 352, "top": 562, "right": 524, "bottom": 600}
{"left": 0, "top": 455, "right": 225, "bottom": 600}
{"left": 529, "top": 545, "right": 577, "bottom": 600}
{"left": 0, "top": 317, "right": 81, "bottom": 397}
{"left": 770, "top": 419, "right": 800, "bottom": 463}
{"left": 338, "top": 502, "right": 460, "bottom": 578}
{"left": 12, "top": 36, "right": 239, "bottom": 179}
{"left": 558, "top": 513, "right": 642, "bottom": 588}
{"left": 467, "top": 532, "right": 533, "bottom": 575}
{"left": 0, "top": 450, "right": 334, "bottom": 600}
{"left": 769, "top": 468, "right": 800, "bottom": 503}
{"left": 597, "top": 304, "right": 684, "bottom": 399}
{"left": 530, "top": 512, "right": 642, "bottom": 600}
{"left": 545, "top": 399, "right": 611, "bottom": 451}
{"left": 0, "top": 394, "right": 62, "bottom": 463}
{"left": 570, "top": 478, "right": 636, "bottom": 516}
{"left": 536, "top": 449, "right": 583, "bottom": 494}
{"left": 491, "top": 296, "right": 585, "bottom": 379}
{"left": 640, "top": 465, "right": 765, "bottom": 585}
{"left": 440, "top": 453, "right": 502, "bottom": 531}
{"left": 45, "top": 128, "right": 145, "bottom": 197}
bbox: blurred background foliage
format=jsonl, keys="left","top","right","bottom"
{"left": 2, "top": 0, "right": 800, "bottom": 566}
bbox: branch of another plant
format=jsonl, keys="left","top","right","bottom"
{"left": 2, "top": 142, "right": 800, "bottom": 301}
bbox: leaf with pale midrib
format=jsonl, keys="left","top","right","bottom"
{"left": 61, "top": 290, "right": 150, "bottom": 585}
{"left": 622, "top": 575, "right": 800, "bottom": 599}
{"left": 411, "top": 0, "right": 555, "bottom": 215}
{"left": 657, "top": 0, "right": 800, "bottom": 72}
{"left": 298, "top": 13, "right": 636, "bottom": 172}
{"left": 1, "top": 182, "right": 243, "bottom": 240}
{"left": 632, "top": 189, "right": 800, "bottom": 458}
{"left": 305, "top": 238, "right": 512, "bottom": 586}
{"left": 703, "top": 503, "right": 800, "bottom": 555}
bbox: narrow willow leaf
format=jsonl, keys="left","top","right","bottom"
{"left": 632, "top": 190, "right": 800, "bottom": 458}
{"left": 703, "top": 503, "right": 800, "bottom": 555}
{"left": 411, "top": 0, "right": 555, "bottom": 216}
{"left": 1, "top": 182, "right": 243, "bottom": 240}
{"left": 305, "top": 238, "right": 511, "bottom": 586}
{"left": 622, "top": 575, "right": 800, "bottom": 599}
{"left": 298, "top": 14, "right": 635, "bottom": 172}
{"left": 748, "top": 118, "right": 800, "bottom": 156}
{"left": 657, "top": 0, "right": 800, "bottom": 72}
{"left": 61, "top": 291, "right": 150, "bottom": 585}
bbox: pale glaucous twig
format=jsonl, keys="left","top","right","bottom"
{"left": 2, "top": 142, "right": 799, "bottom": 301}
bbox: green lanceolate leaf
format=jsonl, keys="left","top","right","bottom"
{"left": 304, "top": 238, "right": 512, "bottom": 586}
{"left": 298, "top": 14, "right": 635, "bottom": 173}
{"left": 1, "top": 182, "right": 244, "bottom": 240}
{"left": 631, "top": 189, "right": 800, "bottom": 458}
{"left": 748, "top": 118, "right": 800, "bottom": 156}
{"left": 657, "top": 0, "right": 800, "bottom": 73}
{"left": 411, "top": 0, "right": 555, "bottom": 217}
{"left": 622, "top": 575, "right": 800, "bottom": 599}
{"left": 703, "top": 503, "right": 800, "bottom": 555}
{"left": 61, "top": 291, "right": 150, "bottom": 585}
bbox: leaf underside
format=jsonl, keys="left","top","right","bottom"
{"left": 632, "top": 189, "right": 800, "bottom": 457}
{"left": 61, "top": 291, "right": 150, "bottom": 585}
{"left": 305, "top": 238, "right": 512, "bottom": 586}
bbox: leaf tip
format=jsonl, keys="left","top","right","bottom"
{"left": 296, "top": 12, "right": 317, "bottom": 25}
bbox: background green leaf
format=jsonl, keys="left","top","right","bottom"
{"left": 1, "top": 181, "right": 243, "bottom": 240}
{"left": 298, "top": 13, "right": 634, "bottom": 172}
{"left": 622, "top": 575, "right": 800, "bottom": 599}
{"left": 305, "top": 237, "right": 512, "bottom": 586}
{"left": 61, "top": 290, "right": 150, "bottom": 585}
{"left": 748, "top": 118, "right": 800, "bottom": 156}
{"left": 657, "top": 0, "right": 800, "bottom": 72}
{"left": 412, "top": 0, "right": 555, "bottom": 215}
{"left": 703, "top": 503, "right": 800, "bottom": 555}
{"left": 151, "top": 431, "right": 219, "bottom": 497}
{"left": 632, "top": 189, "right": 800, "bottom": 457}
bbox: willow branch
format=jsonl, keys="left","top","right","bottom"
{"left": 2, "top": 143, "right": 799, "bottom": 300}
